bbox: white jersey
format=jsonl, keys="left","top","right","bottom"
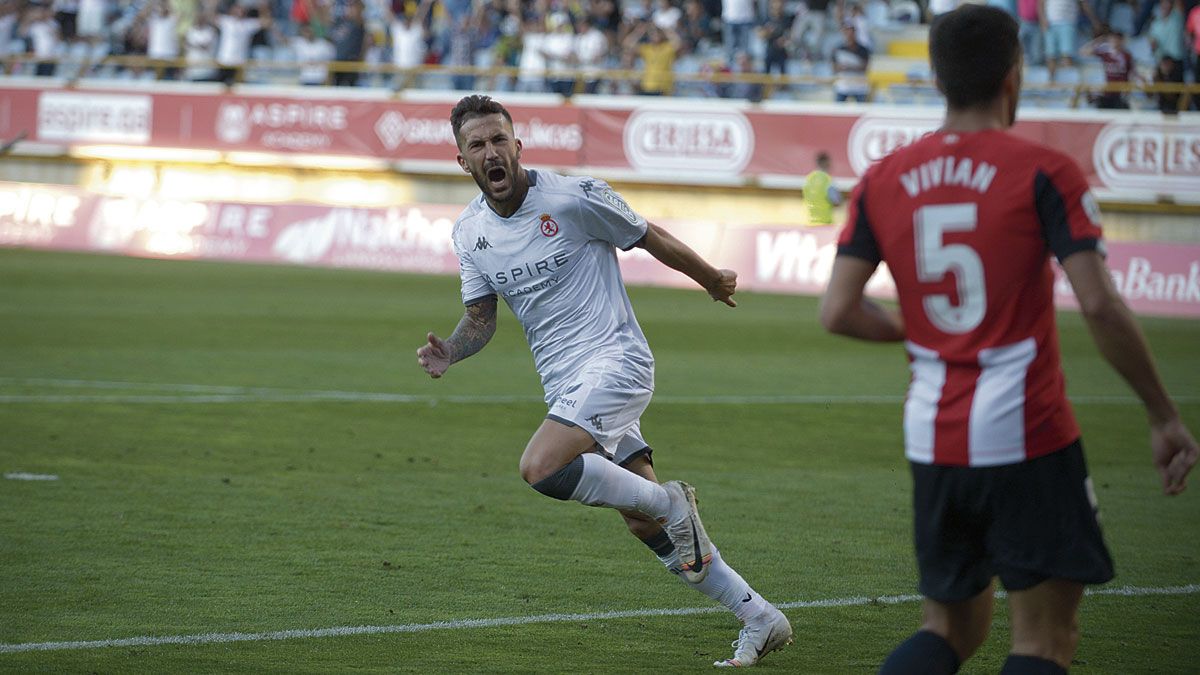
{"left": 452, "top": 170, "right": 654, "bottom": 401}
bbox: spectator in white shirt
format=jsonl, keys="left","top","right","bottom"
{"left": 137, "top": 0, "right": 179, "bottom": 79}
{"left": 184, "top": 11, "right": 219, "bottom": 81}
{"left": 651, "top": 0, "right": 681, "bottom": 29}
{"left": 388, "top": 0, "right": 431, "bottom": 89}
{"left": 540, "top": 12, "right": 576, "bottom": 95}
{"left": 575, "top": 15, "right": 609, "bottom": 93}
{"left": 23, "top": 5, "right": 61, "bottom": 76}
{"left": 215, "top": 1, "right": 271, "bottom": 85}
{"left": 290, "top": 21, "right": 334, "bottom": 84}
{"left": 516, "top": 14, "right": 547, "bottom": 92}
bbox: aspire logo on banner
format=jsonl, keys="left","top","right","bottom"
{"left": 623, "top": 110, "right": 754, "bottom": 173}
{"left": 216, "top": 101, "right": 350, "bottom": 150}
{"left": 0, "top": 184, "right": 83, "bottom": 245}
{"left": 1093, "top": 122, "right": 1200, "bottom": 195}
{"left": 847, "top": 114, "right": 939, "bottom": 176}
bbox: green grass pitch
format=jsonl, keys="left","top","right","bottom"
{"left": 0, "top": 249, "right": 1197, "bottom": 673}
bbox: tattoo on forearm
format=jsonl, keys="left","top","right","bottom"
{"left": 446, "top": 296, "right": 497, "bottom": 364}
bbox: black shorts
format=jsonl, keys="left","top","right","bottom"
{"left": 910, "top": 440, "right": 1115, "bottom": 603}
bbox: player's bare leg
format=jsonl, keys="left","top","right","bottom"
{"left": 1006, "top": 579, "right": 1083, "bottom": 673}
{"left": 520, "top": 419, "right": 713, "bottom": 582}
{"left": 620, "top": 457, "right": 793, "bottom": 668}
{"left": 518, "top": 419, "right": 600, "bottom": 484}
{"left": 879, "top": 583, "right": 993, "bottom": 674}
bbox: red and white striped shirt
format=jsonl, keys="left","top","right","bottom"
{"left": 838, "top": 129, "right": 1104, "bottom": 467}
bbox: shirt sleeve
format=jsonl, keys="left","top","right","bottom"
{"left": 1034, "top": 156, "right": 1105, "bottom": 263}
{"left": 835, "top": 176, "right": 882, "bottom": 264}
{"left": 453, "top": 231, "right": 495, "bottom": 305}
{"left": 576, "top": 178, "right": 649, "bottom": 251}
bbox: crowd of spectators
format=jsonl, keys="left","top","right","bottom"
{"left": 0, "top": 0, "right": 1196, "bottom": 107}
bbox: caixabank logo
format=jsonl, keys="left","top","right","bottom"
{"left": 1093, "top": 122, "right": 1200, "bottom": 196}
{"left": 623, "top": 109, "right": 754, "bottom": 174}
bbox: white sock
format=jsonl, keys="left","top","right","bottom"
{"left": 568, "top": 453, "right": 671, "bottom": 518}
{"left": 657, "top": 547, "right": 769, "bottom": 623}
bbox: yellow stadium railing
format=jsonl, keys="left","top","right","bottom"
{"left": 2, "top": 53, "right": 1198, "bottom": 111}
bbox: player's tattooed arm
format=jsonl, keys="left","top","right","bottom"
{"left": 446, "top": 296, "right": 498, "bottom": 363}
{"left": 417, "top": 295, "right": 497, "bottom": 378}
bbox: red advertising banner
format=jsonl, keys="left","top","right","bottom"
{"left": 0, "top": 181, "right": 462, "bottom": 272}
{"left": 3, "top": 181, "right": 1197, "bottom": 318}
{"left": 2, "top": 84, "right": 1197, "bottom": 201}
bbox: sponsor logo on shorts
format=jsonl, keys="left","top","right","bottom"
{"left": 586, "top": 414, "right": 604, "bottom": 431}
{"left": 557, "top": 397, "right": 576, "bottom": 408}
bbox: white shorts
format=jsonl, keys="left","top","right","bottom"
{"left": 546, "top": 364, "right": 653, "bottom": 466}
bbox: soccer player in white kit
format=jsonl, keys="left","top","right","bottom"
{"left": 417, "top": 95, "right": 793, "bottom": 668}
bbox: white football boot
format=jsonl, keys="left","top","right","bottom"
{"left": 660, "top": 480, "right": 713, "bottom": 583}
{"left": 713, "top": 606, "right": 794, "bottom": 668}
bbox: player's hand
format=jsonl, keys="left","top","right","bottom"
{"left": 707, "top": 269, "right": 738, "bottom": 307}
{"left": 417, "top": 332, "right": 452, "bottom": 379}
{"left": 1150, "top": 417, "right": 1199, "bottom": 495}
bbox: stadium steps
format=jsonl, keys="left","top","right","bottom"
{"left": 868, "top": 25, "right": 930, "bottom": 95}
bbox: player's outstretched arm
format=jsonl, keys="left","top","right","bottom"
{"left": 417, "top": 295, "right": 498, "bottom": 378}
{"left": 638, "top": 223, "right": 737, "bottom": 306}
{"left": 1062, "top": 250, "right": 1198, "bottom": 495}
{"left": 820, "top": 254, "right": 905, "bottom": 342}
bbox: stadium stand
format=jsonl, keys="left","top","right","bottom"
{"left": 0, "top": 0, "right": 1196, "bottom": 108}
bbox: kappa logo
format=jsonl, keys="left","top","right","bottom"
{"left": 579, "top": 179, "right": 596, "bottom": 197}
{"left": 539, "top": 213, "right": 559, "bottom": 237}
{"left": 474, "top": 236, "right": 491, "bottom": 251}
{"left": 586, "top": 414, "right": 603, "bottom": 431}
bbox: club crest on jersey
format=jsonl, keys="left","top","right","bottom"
{"left": 601, "top": 189, "right": 639, "bottom": 224}
{"left": 539, "top": 213, "right": 560, "bottom": 237}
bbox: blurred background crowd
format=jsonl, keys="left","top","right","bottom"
{"left": 1, "top": 0, "right": 1197, "bottom": 107}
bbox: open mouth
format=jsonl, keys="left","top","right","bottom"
{"left": 486, "top": 165, "right": 507, "bottom": 188}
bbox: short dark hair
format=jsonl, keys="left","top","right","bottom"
{"left": 929, "top": 5, "right": 1020, "bottom": 109}
{"left": 450, "top": 95, "right": 514, "bottom": 144}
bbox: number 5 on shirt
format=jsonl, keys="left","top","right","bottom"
{"left": 915, "top": 203, "right": 986, "bottom": 334}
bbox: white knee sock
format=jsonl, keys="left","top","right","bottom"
{"left": 658, "top": 547, "right": 769, "bottom": 623}
{"left": 568, "top": 453, "right": 671, "bottom": 518}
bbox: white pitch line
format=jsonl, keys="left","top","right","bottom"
{"left": 0, "top": 584, "right": 1195, "bottom": 655}
{"left": 3, "top": 472, "right": 59, "bottom": 481}
{"left": 1, "top": 392, "right": 1199, "bottom": 405}
{"left": 0, "top": 377, "right": 1198, "bottom": 405}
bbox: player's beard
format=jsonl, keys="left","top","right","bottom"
{"left": 474, "top": 157, "right": 519, "bottom": 205}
